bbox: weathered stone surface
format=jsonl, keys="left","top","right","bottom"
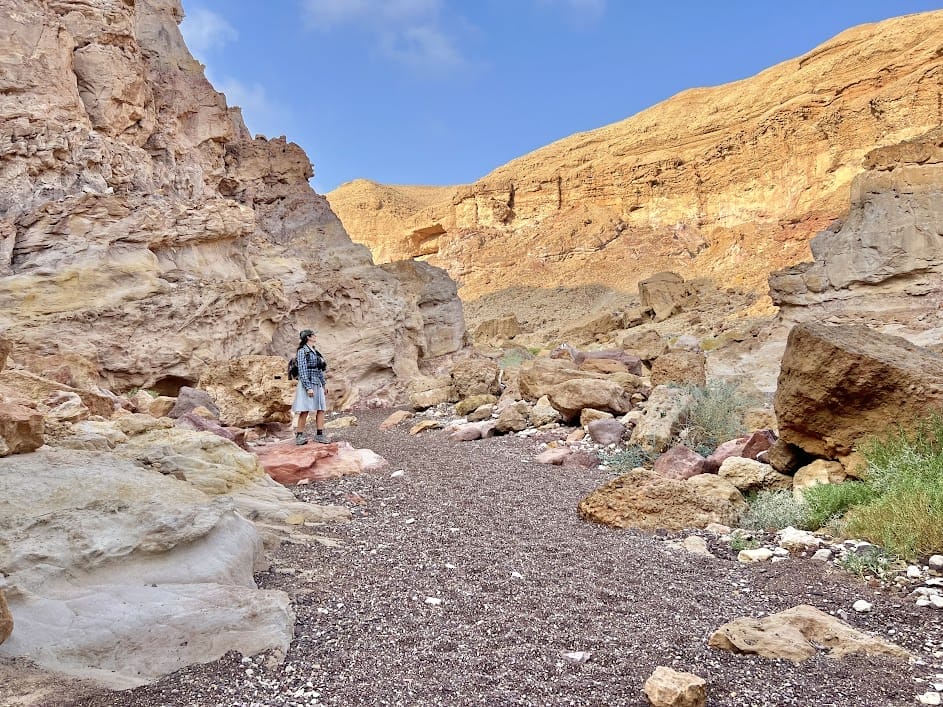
{"left": 709, "top": 604, "right": 909, "bottom": 663}
{"left": 774, "top": 322, "right": 943, "bottom": 458}
{"left": 547, "top": 379, "right": 633, "bottom": 421}
{"left": 0, "top": 402, "right": 43, "bottom": 456}
{"left": 455, "top": 393, "right": 498, "bottom": 417}
{"left": 254, "top": 440, "right": 386, "bottom": 485}
{"left": 643, "top": 666, "right": 707, "bottom": 707}
{"left": 629, "top": 385, "right": 693, "bottom": 453}
{"left": 770, "top": 127, "right": 943, "bottom": 332}
{"left": 639, "top": 272, "right": 693, "bottom": 322}
{"left": 472, "top": 314, "right": 521, "bottom": 343}
{"left": 529, "top": 395, "right": 561, "bottom": 427}
{"left": 535, "top": 447, "right": 572, "bottom": 465}
{"left": 495, "top": 401, "right": 530, "bottom": 434}
{"left": 199, "top": 356, "right": 291, "bottom": 427}
{"left": 0, "top": 0, "right": 467, "bottom": 407}
{"left": 517, "top": 358, "right": 599, "bottom": 401}
{"left": 718, "top": 457, "right": 793, "bottom": 493}
{"left": 793, "top": 460, "right": 848, "bottom": 499}
{"left": 654, "top": 444, "right": 708, "bottom": 480}
{"left": 0, "top": 448, "right": 295, "bottom": 688}
{"left": 578, "top": 469, "right": 745, "bottom": 530}
{"left": 650, "top": 349, "right": 707, "bottom": 388}
{"left": 379, "top": 410, "right": 413, "bottom": 429}
{"left": 586, "top": 418, "right": 625, "bottom": 446}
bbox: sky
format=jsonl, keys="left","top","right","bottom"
{"left": 179, "top": 1, "right": 943, "bottom": 194}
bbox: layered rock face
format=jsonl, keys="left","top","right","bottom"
{"left": 329, "top": 11, "right": 943, "bottom": 304}
{"left": 0, "top": 0, "right": 465, "bottom": 405}
{"left": 770, "top": 127, "right": 943, "bottom": 341}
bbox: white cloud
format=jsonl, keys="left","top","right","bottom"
{"left": 180, "top": 7, "right": 238, "bottom": 61}
{"left": 301, "top": 0, "right": 464, "bottom": 72}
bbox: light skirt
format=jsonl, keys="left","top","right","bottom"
{"left": 292, "top": 382, "right": 326, "bottom": 412}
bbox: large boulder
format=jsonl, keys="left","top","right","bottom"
{"left": 629, "top": 385, "right": 693, "bottom": 454}
{"left": 578, "top": 468, "right": 745, "bottom": 530}
{"left": 638, "top": 272, "right": 693, "bottom": 322}
{"left": 517, "top": 358, "right": 601, "bottom": 400}
{"left": 709, "top": 604, "right": 909, "bottom": 663}
{"left": 650, "top": 349, "right": 707, "bottom": 388}
{"left": 450, "top": 358, "right": 501, "bottom": 399}
{"left": 546, "top": 378, "right": 633, "bottom": 421}
{"left": 0, "top": 448, "right": 294, "bottom": 689}
{"left": 774, "top": 322, "right": 943, "bottom": 458}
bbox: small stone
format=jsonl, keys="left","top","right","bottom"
{"left": 852, "top": 600, "right": 873, "bottom": 613}
{"left": 773, "top": 547, "right": 790, "bottom": 557}
{"left": 931, "top": 595, "right": 943, "bottom": 609}
{"left": 918, "top": 692, "right": 942, "bottom": 706}
{"left": 738, "top": 548, "right": 774, "bottom": 563}
{"left": 391, "top": 469, "right": 405, "bottom": 478}
{"left": 424, "top": 597, "right": 442, "bottom": 606}
{"left": 930, "top": 555, "right": 943, "bottom": 572}
{"left": 907, "top": 565, "right": 923, "bottom": 579}
{"left": 562, "top": 650, "right": 592, "bottom": 664}
{"left": 811, "top": 549, "right": 833, "bottom": 561}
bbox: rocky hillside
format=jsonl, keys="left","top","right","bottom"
{"left": 0, "top": 0, "right": 468, "bottom": 407}
{"left": 329, "top": 10, "right": 943, "bottom": 319}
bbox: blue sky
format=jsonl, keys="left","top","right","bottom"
{"left": 180, "top": 1, "right": 942, "bottom": 194}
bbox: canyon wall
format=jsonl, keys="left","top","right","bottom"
{"left": 329, "top": 11, "right": 943, "bottom": 305}
{"left": 0, "top": 0, "right": 466, "bottom": 406}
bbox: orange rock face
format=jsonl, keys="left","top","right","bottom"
{"left": 329, "top": 11, "right": 943, "bottom": 304}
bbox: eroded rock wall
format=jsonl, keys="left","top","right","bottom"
{"left": 0, "top": 0, "right": 465, "bottom": 405}
{"left": 329, "top": 11, "right": 943, "bottom": 302}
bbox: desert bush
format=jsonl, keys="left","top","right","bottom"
{"left": 676, "top": 380, "right": 760, "bottom": 455}
{"left": 801, "top": 481, "right": 875, "bottom": 531}
{"left": 601, "top": 445, "right": 654, "bottom": 472}
{"left": 839, "top": 413, "right": 943, "bottom": 559}
{"left": 498, "top": 347, "right": 534, "bottom": 369}
{"left": 740, "top": 489, "right": 809, "bottom": 531}
{"left": 837, "top": 548, "right": 897, "bottom": 580}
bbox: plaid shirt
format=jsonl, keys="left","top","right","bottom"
{"left": 297, "top": 345, "right": 326, "bottom": 389}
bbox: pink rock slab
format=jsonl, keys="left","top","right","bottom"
{"left": 254, "top": 440, "right": 388, "bottom": 485}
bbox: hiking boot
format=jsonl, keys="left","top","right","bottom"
{"left": 294, "top": 432, "right": 308, "bottom": 446}
{"left": 314, "top": 433, "right": 330, "bottom": 444}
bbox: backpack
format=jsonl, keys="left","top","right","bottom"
{"left": 287, "top": 348, "right": 327, "bottom": 381}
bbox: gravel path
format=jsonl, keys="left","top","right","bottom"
{"left": 74, "top": 408, "right": 941, "bottom": 706}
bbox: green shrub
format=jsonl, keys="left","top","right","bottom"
{"left": 729, "top": 532, "right": 760, "bottom": 552}
{"left": 741, "top": 489, "right": 809, "bottom": 531}
{"left": 801, "top": 481, "right": 875, "bottom": 531}
{"left": 837, "top": 548, "right": 897, "bottom": 580}
{"left": 841, "top": 412, "right": 943, "bottom": 559}
{"left": 677, "top": 381, "right": 760, "bottom": 455}
{"left": 498, "top": 347, "right": 534, "bottom": 369}
{"left": 601, "top": 445, "right": 654, "bottom": 472}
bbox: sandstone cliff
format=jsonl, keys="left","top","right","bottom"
{"left": 0, "top": 0, "right": 466, "bottom": 406}
{"left": 329, "top": 11, "right": 943, "bottom": 318}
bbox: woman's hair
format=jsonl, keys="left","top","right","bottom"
{"left": 297, "top": 328, "right": 315, "bottom": 349}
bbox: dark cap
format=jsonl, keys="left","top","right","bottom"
{"left": 299, "top": 328, "right": 317, "bottom": 340}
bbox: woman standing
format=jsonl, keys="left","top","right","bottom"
{"left": 292, "top": 328, "right": 329, "bottom": 445}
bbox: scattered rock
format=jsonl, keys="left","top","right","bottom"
{"left": 643, "top": 665, "right": 707, "bottom": 707}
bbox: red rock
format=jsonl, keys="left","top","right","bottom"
{"left": 254, "top": 440, "right": 387, "bottom": 485}
{"left": 0, "top": 402, "right": 44, "bottom": 456}
{"left": 654, "top": 444, "right": 708, "bottom": 480}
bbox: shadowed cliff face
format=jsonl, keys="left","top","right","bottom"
{"left": 0, "top": 0, "right": 466, "bottom": 405}
{"left": 328, "top": 10, "right": 943, "bottom": 309}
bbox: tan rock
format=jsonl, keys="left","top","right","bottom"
{"left": 535, "top": 448, "right": 571, "bottom": 465}
{"left": 774, "top": 322, "right": 943, "bottom": 458}
{"left": 629, "top": 385, "right": 693, "bottom": 454}
{"left": 643, "top": 666, "right": 707, "bottom": 707}
{"left": 639, "top": 272, "right": 693, "bottom": 322}
{"left": 495, "top": 401, "right": 530, "bottom": 434}
{"left": 579, "top": 408, "right": 613, "bottom": 427}
{"left": 650, "top": 350, "right": 706, "bottom": 388}
{"left": 529, "top": 395, "right": 561, "bottom": 427}
{"left": 578, "top": 469, "right": 745, "bottom": 531}
{"left": 380, "top": 410, "right": 413, "bottom": 429}
{"left": 547, "top": 379, "right": 633, "bottom": 421}
{"left": 0, "top": 402, "right": 43, "bottom": 456}
{"left": 324, "top": 415, "right": 358, "bottom": 429}
{"left": 793, "top": 460, "right": 848, "bottom": 499}
{"left": 718, "top": 457, "right": 793, "bottom": 493}
{"left": 517, "top": 358, "right": 598, "bottom": 401}
{"left": 708, "top": 604, "right": 909, "bottom": 663}
{"left": 456, "top": 394, "right": 498, "bottom": 417}
{"left": 409, "top": 419, "right": 443, "bottom": 435}
{"left": 472, "top": 314, "right": 521, "bottom": 343}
